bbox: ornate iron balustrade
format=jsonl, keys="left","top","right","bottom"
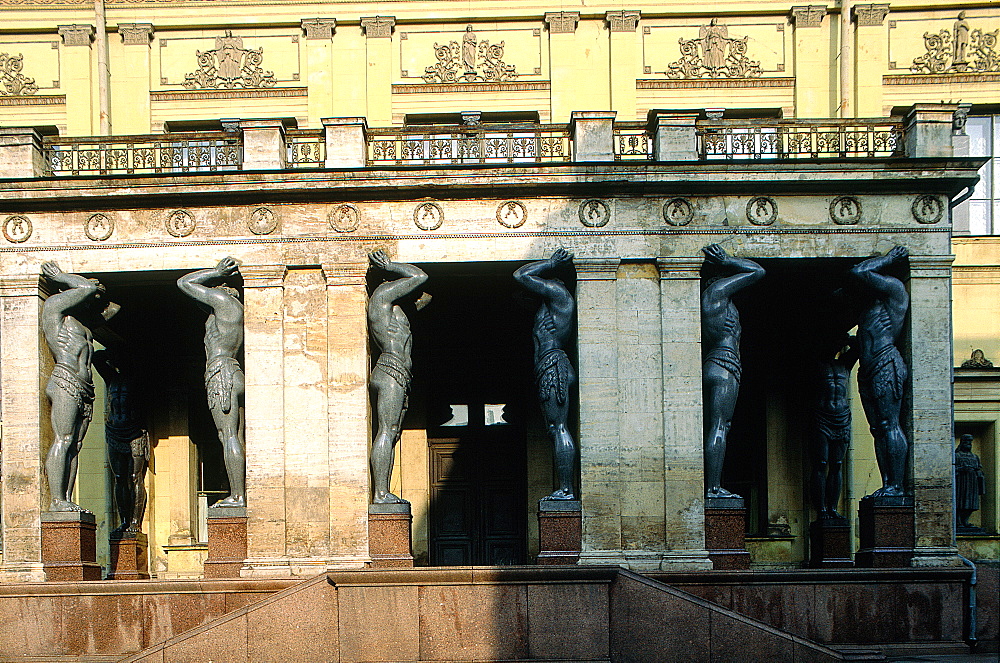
{"left": 696, "top": 119, "right": 904, "bottom": 159}
{"left": 613, "top": 122, "right": 652, "bottom": 161}
{"left": 44, "top": 132, "right": 242, "bottom": 175}
{"left": 286, "top": 129, "right": 325, "bottom": 168}
{"left": 366, "top": 124, "right": 572, "bottom": 166}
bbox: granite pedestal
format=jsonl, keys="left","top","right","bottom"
{"left": 808, "top": 518, "right": 853, "bottom": 568}
{"left": 108, "top": 532, "right": 150, "bottom": 580}
{"left": 204, "top": 506, "right": 248, "bottom": 578}
{"left": 41, "top": 511, "right": 101, "bottom": 581}
{"left": 536, "top": 499, "right": 582, "bottom": 565}
{"left": 854, "top": 494, "right": 915, "bottom": 568}
{"left": 368, "top": 503, "right": 414, "bottom": 568}
{"left": 704, "top": 496, "right": 751, "bottom": 570}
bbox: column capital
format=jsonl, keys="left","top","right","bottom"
{"left": 118, "top": 23, "right": 153, "bottom": 46}
{"left": 605, "top": 10, "right": 640, "bottom": 33}
{"left": 361, "top": 16, "right": 395, "bottom": 39}
{"left": 790, "top": 6, "right": 827, "bottom": 28}
{"left": 574, "top": 257, "right": 620, "bottom": 280}
{"left": 908, "top": 254, "right": 954, "bottom": 278}
{"left": 0, "top": 275, "right": 44, "bottom": 297}
{"left": 656, "top": 256, "right": 704, "bottom": 279}
{"left": 241, "top": 264, "right": 287, "bottom": 288}
{"left": 544, "top": 12, "right": 580, "bottom": 34}
{"left": 58, "top": 25, "right": 94, "bottom": 47}
{"left": 301, "top": 18, "right": 336, "bottom": 40}
{"left": 321, "top": 262, "right": 368, "bottom": 286}
{"left": 853, "top": 4, "right": 890, "bottom": 27}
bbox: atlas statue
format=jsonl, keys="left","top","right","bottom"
{"left": 810, "top": 335, "right": 858, "bottom": 520}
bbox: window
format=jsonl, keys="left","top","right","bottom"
{"left": 958, "top": 115, "right": 999, "bottom": 235}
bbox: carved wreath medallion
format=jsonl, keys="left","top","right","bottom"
{"left": 829, "top": 196, "right": 862, "bottom": 225}
{"left": 911, "top": 195, "right": 944, "bottom": 224}
{"left": 165, "top": 210, "right": 196, "bottom": 237}
{"left": 496, "top": 200, "right": 527, "bottom": 228}
{"left": 329, "top": 204, "right": 360, "bottom": 233}
{"left": 662, "top": 198, "right": 693, "bottom": 226}
{"left": 746, "top": 197, "right": 777, "bottom": 226}
{"left": 2, "top": 215, "right": 31, "bottom": 243}
{"left": 579, "top": 199, "right": 610, "bottom": 228}
{"left": 414, "top": 202, "right": 443, "bottom": 231}
{"left": 247, "top": 207, "right": 277, "bottom": 235}
{"left": 85, "top": 213, "right": 114, "bottom": 241}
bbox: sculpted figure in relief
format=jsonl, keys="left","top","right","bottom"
{"left": 178, "top": 257, "right": 246, "bottom": 508}
{"left": 515, "top": 248, "right": 578, "bottom": 501}
{"left": 811, "top": 335, "right": 858, "bottom": 520}
{"left": 368, "top": 250, "right": 428, "bottom": 504}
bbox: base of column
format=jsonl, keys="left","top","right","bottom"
{"left": 705, "top": 496, "right": 751, "bottom": 570}
{"left": 204, "top": 507, "right": 248, "bottom": 579}
{"left": 808, "top": 518, "right": 853, "bottom": 568}
{"left": 41, "top": 511, "right": 101, "bottom": 581}
{"left": 537, "top": 500, "right": 581, "bottom": 565}
{"left": 368, "top": 503, "right": 414, "bottom": 568}
{"left": 108, "top": 532, "right": 150, "bottom": 580}
{"left": 855, "top": 494, "right": 914, "bottom": 568}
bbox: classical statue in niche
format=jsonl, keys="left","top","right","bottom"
{"left": 850, "top": 246, "right": 910, "bottom": 498}
{"left": 178, "top": 257, "right": 246, "bottom": 508}
{"left": 368, "top": 250, "right": 428, "bottom": 505}
{"left": 462, "top": 25, "right": 477, "bottom": 75}
{"left": 700, "top": 244, "right": 765, "bottom": 499}
{"left": 515, "top": 248, "right": 578, "bottom": 501}
{"left": 810, "top": 335, "right": 858, "bottom": 521}
{"left": 955, "top": 434, "right": 987, "bottom": 532}
{"left": 41, "top": 261, "right": 119, "bottom": 513}
{"left": 93, "top": 348, "right": 149, "bottom": 537}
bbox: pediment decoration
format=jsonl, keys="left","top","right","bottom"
{"left": 183, "top": 31, "right": 276, "bottom": 90}
{"left": 911, "top": 13, "right": 999, "bottom": 74}
{"left": 666, "top": 19, "right": 762, "bottom": 79}
{"left": 0, "top": 53, "right": 38, "bottom": 95}
{"left": 422, "top": 25, "right": 516, "bottom": 84}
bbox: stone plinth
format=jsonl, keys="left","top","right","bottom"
{"left": 41, "top": 511, "right": 101, "bottom": 581}
{"left": 368, "top": 503, "right": 414, "bottom": 568}
{"left": 204, "top": 507, "right": 248, "bottom": 578}
{"left": 704, "top": 497, "right": 751, "bottom": 570}
{"left": 537, "top": 500, "right": 582, "bottom": 565}
{"left": 108, "top": 532, "right": 150, "bottom": 580}
{"left": 808, "top": 519, "right": 853, "bottom": 568}
{"left": 855, "top": 494, "right": 915, "bottom": 568}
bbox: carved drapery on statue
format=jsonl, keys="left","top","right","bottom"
{"left": 0, "top": 53, "right": 37, "bottom": 95}
{"left": 183, "top": 31, "right": 276, "bottom": 90}
{"left": 667, "top": 18, "right": 762, "bottom": 79}
{"left": 910, "top": 12, "right": 999, "bottom": 74}
{"left": 955, "top": 434, "right": 987, "bottom": 533}
{"left": 422, "top": 25, "right": 516, "bottom": 84}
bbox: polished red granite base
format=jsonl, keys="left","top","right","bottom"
{"left": 705, "top": 502, "right": 751, "bottom": 570}
{"left": 41, "top": 511, "right": 101, "bottom": 581}
{"left": 368, "top": 504, "right": 414, "bottom": 568}
{"left": 854, "top": 495, "right": 915, "bottom": 568}
{"left": 204, "top": 508, "right": 248, "bottom": 578}
{"left": 537, "top": 500, "right": 581, "bottom": 565}
{"left": 109, "top": 532, "right": 151, "bottom": 580}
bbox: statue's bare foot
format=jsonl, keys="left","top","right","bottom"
{"left": 706, "top": 487, "right": 741, "bottom": 499}
{"left": 373, "top": 492, "right": 409, "bottom": 505}
{"left": 50, "top": 499, "right": 90, "bottom": 513}
{"left": 871, "top": 485, "right": 904, "bottom": 498}
{"left": 820, "top": 509, "right": 843, "bottom": 520}
{"left": 211, "top": 495, "right": 246, "bottom": 508}
{"left": 542, "top": 488, "right": 576, "bottom": 501}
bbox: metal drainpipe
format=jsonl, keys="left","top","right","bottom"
{"left": 959, "top": 555, "right": 978, "bottom": 650}
{"left": 840, "top": 0, "right": 852, "bottom": 118}
{"left": 95, "top": 0, "right": 110, "bottom": 135}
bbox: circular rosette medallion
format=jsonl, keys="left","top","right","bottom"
{"left": 247, "top": 207, "right": 278, "bottom": 235}
{"left": 329, "top": 204, "right": 360, "bottom": 233}
{"left": 662, "top": 198, "right": 693, "bottom": 226}
{"left": 165, "top": 210, "right": 196, "bottom": 237}
{"left": 85, "top": 213, "right": 114, "bottom": 241}
{"left": 829, "top": 197, "right": 862, "bottom": 225}
{"left": 745, "top": 197, "right": 777, "bottom": 226}
{"left": 496, "top": 201, "right": 527, "bottom": 229}
{"left": 414, "top": 202, "right": 443, "bottom": 231}
{"left": 3, "top": 215, "right": 32, "bottom": 243}
{"left": 579, "top": 199, "right": 610, "bottom": 227}
{"left": 911, "top": 195, "right": 944, "bottom": 224}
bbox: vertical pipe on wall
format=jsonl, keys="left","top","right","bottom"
{"left": 94, "top": 0, "right": 110, "bottom": 134}
{"left": 840, "top": 0, "right": 853, "bottom": 118}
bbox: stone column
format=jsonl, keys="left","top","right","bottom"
{"left": 0, "top": 129, "right": 46, "bottom": 178}
{"left": 113, "top": 24, "right": 153, "bottom": 134}
{"left": 544, "top": 12, "right": 585, "bottom": 122}
{"left": 570, "top": 111, "right": 616, "bottom": 161}
{"left": 790, "top": 7, "right": 832, "bottom": 118}
{"left": 323, "top": 118, "right": 367, "bottom": 168}
{"left": 360, "top": 17, "right": 394, "bottom": 126}
{"left": 240, "top": 120, "right": 287, "bottom": 170}
{"left": 908, "top": 255, "right": 960, "bottom": 567}
{"left": 606, "top": 11, "right": 640, "bottom": 121}
{"left": 0, "top": 276, "right": 47, "bottom": 582}
{"left": 852, "top": 5, "right": 890, "bottom": 118}
{"left": 241, "top": 265, "right": 287, "bottom": 576}
{"left": 301, "top": 19, "right": 336, "bottom": 126}
{"left": 657, "top": 257, "right": 713, "bottom": 570}
{"left": 322, "top": 262, "right": 371, "bottom": 567}
{"left": 57, "top": 25, "right": 96, "bottom": 136}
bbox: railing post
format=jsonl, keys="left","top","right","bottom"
{"left": 239, "top": 119, "right": 287, "bottom": 170}
{"left": 570, "top": 111, "right": 616, "bottom": 161}
{"left": 903, "top": 103, "right": 960, "bottom": 158}
{"left": 0, "top": 129, "right": 47, "bottom": 178}
{"left": 322, "top": 118, "right": 368, "bottom": 168}
{"left": 647, "top": 109, "right": 700, "bottom": 161}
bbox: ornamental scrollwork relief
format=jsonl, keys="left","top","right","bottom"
{"left": 422, "top": 25, "right": 516, "bottom": 84}
{"left": 666, "top": 18, "right": 762, "bottom": 79}
{"left": 183, "top": 31, "right": 277, "bottom": 90}
{"left": 0, "top": 53, "right": 38, "bottom": 95}
{"left": 910, "top": 12, "right": 999, "bottom": 74}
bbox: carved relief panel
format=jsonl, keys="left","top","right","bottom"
{"left": 888, "top": 10, "right": 1000, "bottom": 76}
{"left": 0, "top": 38, "right": 61, "bottom": 96}
{"left": 397, "top": 24, "right": 545, "bottom": 86}
{"left": 155, "top": 30, "right": 301, "bottom": 90}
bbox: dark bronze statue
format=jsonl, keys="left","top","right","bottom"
{"left": 41, "top": 261, "right": 119, "bottom": 513}
{"left": 811, "top": 335, "right": 858, "bottom": 520}
{"left": 93, "top": 348, "right": 149, "bottom": 536}
{"left": 368, "top": 250, "right": 427, "bottom": 505}
{"left": 850, "top": 246, "right": 910, "bottom": 498}
{"left": 515, "top": 248, "right": 578, "bottom": 501}
{"left": 955, "top": 434, "right": 986, "bottom": 532}
{"left": 178, "top": 257, "right": 246, "bottom": 508}
{"left": 701, "top": 244, "right": 764, "bottom": 499}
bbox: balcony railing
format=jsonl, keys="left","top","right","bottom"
{"left": 45, "top": 132, "right": 241, "bottom": 175}
{"left": 366, "top": 124, "right": 572, "bottom": 166}
{"left": 695, "top": 119, "right": 904, "bottom": 160}
{"left": 613, "top": 122, "right": 653, "bottom": 161}
{"left": 286, "top": 128, "right": 325, "bottom": 168}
